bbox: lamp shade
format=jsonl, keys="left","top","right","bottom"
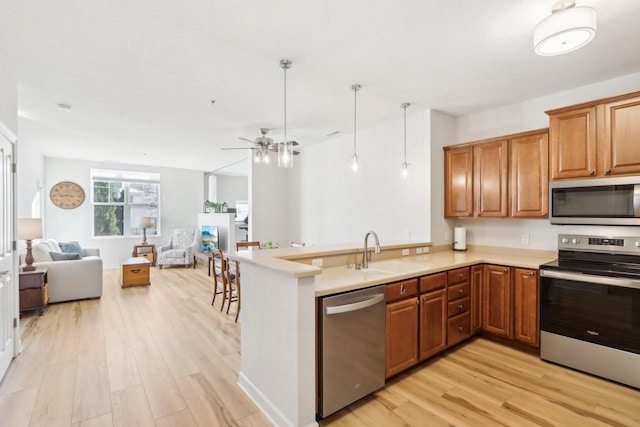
{"left": 534, "top": 4, "right": 596, "bottom": 56}
{"left": 137, "top": 216, "right": 153, "bottom": 228}
{"left": 18, "top": 218, "right": 43, "bottom": 240}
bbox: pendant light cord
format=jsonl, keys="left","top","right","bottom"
{"left": 403, "top": 104, "right": 407, "bottom": 162}
{"left": 283, "top": 64, "right": 287, "bottom": 144}
{"left": 352, "top": 84, "right": 361, "bottom": 155}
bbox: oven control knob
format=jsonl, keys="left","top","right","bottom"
{"left": 561, "top": 238, "right": 569, "bottom": 244}
{"left": 572, "top": 238, "right": 580, "bottom": 244}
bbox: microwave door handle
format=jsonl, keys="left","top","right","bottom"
{"left": 541, "top": 270, "right": 640, "bottom": 290}
{"left": 634, "top": 184, "right": 640, "bottom": 217}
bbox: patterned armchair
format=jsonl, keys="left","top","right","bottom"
{"left": 158, "top": 228, "right": 198, "bottom": 269}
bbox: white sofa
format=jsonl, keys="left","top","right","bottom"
{"left": 22, "top": 239, "right": 103, "bottom": 303}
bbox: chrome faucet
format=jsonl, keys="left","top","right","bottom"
{"left": 363, "top": 230, "right": 382, "bottom": 269}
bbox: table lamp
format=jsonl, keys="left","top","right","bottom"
{"left": 138, "top": 216, "right": 153, "bottom": 244}
{"left": 19, "top": 218, "right": 43, "bottom": 272}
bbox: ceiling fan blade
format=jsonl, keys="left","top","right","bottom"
{"left": 293, "top": 150, "right": 301, "bottom": 155}
{"left": 221, "top": 147, "right": 256, "bottom": 150}
{"left": 239, "top": 137, "right": 255, "bottom": 143}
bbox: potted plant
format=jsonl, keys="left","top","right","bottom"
{"left": 204, "top": 201, "right": 223, "bottom": 213}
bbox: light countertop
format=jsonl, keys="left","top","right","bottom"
{"left": 314, "top": 248, "right": 557, "bottom": 296}
{"left": 228, "top": 242, "right": 557, "bottom": 297}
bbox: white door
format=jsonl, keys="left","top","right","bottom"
{"left": 0, "top": 131, "right": 15, "bottom": 380}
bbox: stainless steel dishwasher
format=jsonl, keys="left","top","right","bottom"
{"left": 318, "top": 285, "right": 386, "bottom": 418}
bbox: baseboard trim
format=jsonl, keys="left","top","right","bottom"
{"left": 237, "top": 371, "right": 318, "bottom": 427}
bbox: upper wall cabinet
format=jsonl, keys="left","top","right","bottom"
{"left": 444, "top": 145, "right": 473, "bottom": 217}
{"left": 547, "top": 91, "right": 640, "bottom": 180}
{"left": 444, "top": 129, "right": 548, "bottom": 219}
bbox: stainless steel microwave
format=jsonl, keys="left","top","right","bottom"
{"left": 550, "top": 177, "right": 640, "bottom": 225}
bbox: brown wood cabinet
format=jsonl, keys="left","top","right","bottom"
{"left": 385, "top": 278, "right": 419, "bottom": 378}
{"left": 385, "top": 296, "right": 419, "bottom": 378}
{"left": 419, "top": 288, "right": 447, "bottom": 361}
{"left": 474, "top": 139, "right": 508, "bottom": 217}
{"left": 602, "top": 95, "right": 640, "bottom": 176}
{"left": 547, "top": 91, "right": 640, "bottom": 180}
{"left": 470, "top": 265, "right": 483, "bottom": 334}
{"left": 444, "top": 129, "right": 548, "bottom": 219}
{"left": 513, "top": 268, "right": 539, "bottom": 347}
{"left": 444, "top": 145, "right": 473, "bottom": 217}
{"left": 510, "top": 131, "right": 549, "bottom": 217}
{"left": 482, "top": 265, "right": 512, "bottom": 338}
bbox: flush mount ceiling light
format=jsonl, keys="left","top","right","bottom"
{"left": 350, "top": 84, "right": 361, "bottom": 174}
{"left": 400, "top": 103, "right": 410, "bottom": 178}
{"left": 278, "top": 59, "right": 294, "bottom": 169}
{"left": 534, "top": 0, "right": 596, "bottom": 56}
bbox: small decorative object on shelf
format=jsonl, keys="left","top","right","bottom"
{"left": 222, "top": 202, "right": 228, "bottom": 213}
{"left": 261, "top": 241, "right": 280, "bottom": 249}
{"left": 204, "top": 200, "right": 222, "bottom": 213}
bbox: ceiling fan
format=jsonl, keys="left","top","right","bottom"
{"left": 221, "top": 128, "right": 300, "bottom": 163}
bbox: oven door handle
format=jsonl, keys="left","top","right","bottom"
{"left": 540, "top": 269, "right": 640, "bottom": 290}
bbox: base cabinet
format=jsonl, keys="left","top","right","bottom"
{"left": 514, "top": 268, "right": 539, "bottom": 347}
{"left": 482, "top": 265, "right": 512, "bottom": 338}
{"left": 470, "top": 265, "right": 483, "bottom": 334}
{"left": 419, "top": 288, "right": 447, "bottom": 360}
{"left": 386, "top": 297, "right": 419, "bottom": 378}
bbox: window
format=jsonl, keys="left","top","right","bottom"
{"left": 91, "top": 169, "right": 160, "bottom": 238}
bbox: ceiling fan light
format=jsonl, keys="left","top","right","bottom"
{"left": 534, "top": 3, "right": 596, "bottom": 56}
{"left": 278, "top": 142, "right": 293, "bottom": 168}
{"left": 401, "top": 162, "right": 409, "bottom": 178}
{"left": 350, "top": 154, "right": 359, "bottom": 174}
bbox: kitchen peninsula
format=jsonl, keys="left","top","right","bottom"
{"left": 228, "top": 242, "right": 556, "bottom": 427}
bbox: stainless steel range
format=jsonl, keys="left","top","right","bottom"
{"left": 540, "top": 234, "right": 640, "bottom": 389}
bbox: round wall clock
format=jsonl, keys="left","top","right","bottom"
{"left": 50, "top": 181, "right": 85, "bottom": 209}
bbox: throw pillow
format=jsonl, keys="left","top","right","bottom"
{"left": 50, "top": 251, "right": 82, "bottom": 261}
{"left": 59, "top": 241, "right": 84, "bottom": 257}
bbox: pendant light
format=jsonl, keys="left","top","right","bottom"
{"left": 350, "top": 84, "right": 361, "bottom": 174}
{"left": 400, "top": 102, "right": 410, "bottom": 178}
{"left": 534, "top": 1, "right": 596, "bottom": 56}
{"left": 278, "top": 59, "right": 294, "bottom": 168}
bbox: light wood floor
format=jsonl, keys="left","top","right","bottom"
{"left": 2, "top": 265, "right": 639, "bottom": 427}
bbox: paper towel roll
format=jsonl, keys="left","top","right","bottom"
{"left": 453, "top": 226, "right": 467, "bottom": 251}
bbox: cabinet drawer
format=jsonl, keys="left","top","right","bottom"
{"left": 121, "top": 264, "right": 150, "bottom": 287}
{"left": 448, "top": 312, "right": 471, "bottom": 347}
{"left": 448, "top": 282, "right": 470, "bottom": 301}
{"left": 386, "top": 278, "right": 418, "bottom": 303}
{"left": 419, "top": 272, "right": 446, "bottom": 293}
{"left": 447, "top": 296, "right": 470, "bottom": 318}
{"left": 447, "top": 267, "right": 470, "bottom": 285}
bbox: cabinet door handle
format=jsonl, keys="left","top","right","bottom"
{"left": 541, "top": 212, "right": 547, "bottom": 216}
{"left": 529, "top": 272, "right": 535, "bottom": 276}
{"left": 503, "top": 268, "right": 508, "bottom": 272}
{"left": 458, "top": 273, "right": 464, "bottom": 278}
{"left": 423, "top": 296, "right": 428, "bottom": 302}
{"left": 605, "top": 168, "right": 611, "bottom": 174}
{"left": 400, "top": 284, "right": 406, "bottom": 295}
{"left": 458, "top": 326, "right": 464, "bottom": 332}
{"left": 131, "top": 269, "right": 141, "bottom": 273}
{"left": 458, "top": 288, "right": 464, "bottom": 294}
{"left": 589, "top": 169, "right": 596, "bottom": 175}
{"left": 458, "top": 304, "right": 464, "bottom": 310}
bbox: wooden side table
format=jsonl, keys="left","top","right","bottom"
{"left": 121, "top": 257, "right": 151, "bottom": 288}
{"left": 132, "top": 244, "right": 157, "bottom": 266}
{"left": 19, "top": 268, "right": 48, "bottom": 316}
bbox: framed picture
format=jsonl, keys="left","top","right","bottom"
{"left": 201, "top": 225, "right": 219, "bottom": 252}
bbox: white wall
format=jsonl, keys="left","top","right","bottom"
{"left": 297, "top": 110, "right": 430, "bottom": 246}
{"left": 215, "top": 174, "right": 248, "bottom": 208}
{"left": 429, "top": 110, "right": 456, "bottom": 246}
{"left": 448, "top": 72, "right": 640, "bottom": 250}
{"left": 0, "top": 49, "right": 17, "bottom": 136}
{"left": 45, "top": 157, "right": 203, "bottom": 268}
{"left": 249, "top": 159, "right": 294, "bottom": 247}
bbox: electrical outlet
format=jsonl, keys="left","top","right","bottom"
{"left": 444, "top": 231, "right": 451, "bottom": 242}
{"left": 402, "top": 249, "right": 410, "bottom": 256}
{"left": 311, "top": 258, "right": 323, "bottom": 267}
{"left": 521, "top": 234, "right": 530, "bottom": 245}
{"left": 416, "top": 248, "right": 423, "bottom": 255}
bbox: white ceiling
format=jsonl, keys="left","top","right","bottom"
{"left": 2, "top": 0, "right": 640, "bottom": 173}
